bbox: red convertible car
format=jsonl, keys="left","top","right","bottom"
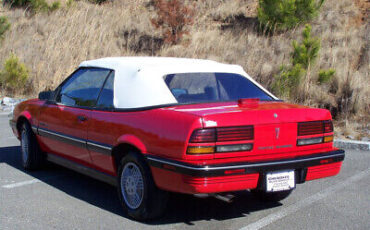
{"left": 9, "top": 57, "right": 344, "bottom": 220}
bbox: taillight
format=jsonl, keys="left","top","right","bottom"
{"left": 189, "top": 129, "right": 216, "bottom": 143}
{"left": 298, "top": 121, "right": 323, "bottom": 136}
{"left": 188, "top": 126, "right": 254, "bottom": 154}
{"left": 298, "top": 120, "right": 333, "bottom": 136}
{"left": 217, "top": 126, "right": 254, "bottom": 141}
{"left": 189, "top": 126, "right": 254, "bottom": 143}
{"left": 323, "top": 120, "right": 333, "bottom": 133}
{"left": 297, "top": 120, "right": 334, "bottom": 146}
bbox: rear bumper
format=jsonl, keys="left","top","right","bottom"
{"left": 147, "top": 150, "right": 345, "bottom": 194}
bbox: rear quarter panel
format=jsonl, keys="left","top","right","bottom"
{"left": 89, "top": 108, "right": 203, "bottom": 161}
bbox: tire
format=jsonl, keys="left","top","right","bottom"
{"left": 20, "top": 122, "right": 44, "bottom": 170}
{"left": 251, "top": 189, "right": 292, "bottom": 202}
{"left": 117, "top": 151, "right": 168, "bottom": 221}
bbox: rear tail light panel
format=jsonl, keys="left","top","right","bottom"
{"left": 298, "top": 121, "right": 323, "bottom": 136}
{"left": 323, "top": 120, "right": 334, "bottom": 133}
{"left": 217, "top": 126, "right": 254, "bottom": 142}
{"left": 189, "top": 126, "right": 254, "bottom": 143}
{"left": 188, "top": 126, "right": 254, "bottom": 155}
{"left": 189, "top": 129, "right": 216, "bottom": 143}
{"left": 298, "top": 120, "right": 333, "bottom": 136}
{"left": 297, "top": 120, "right": 334, "bottom": 146}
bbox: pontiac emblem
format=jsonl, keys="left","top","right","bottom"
{"left": 275, "top": 127, "right": 280, "bottom": 139}
{"left": 274, "top": 113, "right": 278, "bottom": 118}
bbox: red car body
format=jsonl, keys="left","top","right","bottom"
{"left": 10, "top": 98, "right": 344, "bottom": 194}
{"left": 9, "top": 57, "right": 344, "bottom": 219}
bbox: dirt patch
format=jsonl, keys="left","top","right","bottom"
{"left": 352, "top": 0, "right": 370, "bottom": 26}
{"left": 116, "top": 29, "right": 164, "bottom": 54}
{"left": 218, "top": 14, "right": 258, "bottom": 33}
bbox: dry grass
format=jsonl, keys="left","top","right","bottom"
{"left": 0, "top": 0, "right": 368, "bottom": 136}
{"left": 0, "top": 0, "right": 157, "bottom": 91}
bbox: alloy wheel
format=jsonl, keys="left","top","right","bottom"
{"left": 120, "top": 162, "right": 144, "bottom": 209}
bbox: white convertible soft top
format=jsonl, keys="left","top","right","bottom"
{"left": 79, "top": 57, "right": 277, "bottom": 109}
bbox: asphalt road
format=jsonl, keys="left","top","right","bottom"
{"left": 1, "top": 113, "right": 369, "bottom": 230}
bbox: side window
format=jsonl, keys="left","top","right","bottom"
{"left": 56, "top": 68, "right": 111, "bottom": 107}
{"left": 96, "top": 72, "right": 114, "bottom": 109}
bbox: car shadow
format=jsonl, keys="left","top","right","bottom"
{"left": 0, "top": 145, "right": 282, "bottom": 225}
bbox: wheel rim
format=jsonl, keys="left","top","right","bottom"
{"left": 120, "top": 162, "right": 144, "bottom": 209}
{"left": 21, "top": 129, "right": 29, "bottom": 164}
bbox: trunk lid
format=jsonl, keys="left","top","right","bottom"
{"left": 165, "top": 101, "right": 332, "bottom": 159}
{"left": 166, "top": 101, "right": 331, "bottom": 125}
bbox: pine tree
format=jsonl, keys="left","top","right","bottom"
{"left": 272, "top": 24, "right": 319, "bottom": 97}
{"left": 258, "top": 0, "right": 325, "bottom": 32}
{"left": 272, "top": 24, "right": 336, "bottom": 100}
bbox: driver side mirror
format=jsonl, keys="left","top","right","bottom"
{"left": 38, "top": 91, "right": 54, "bottom": 101}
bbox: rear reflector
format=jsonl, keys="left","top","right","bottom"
{"left": 224, "top": 169, "right": 246, "bottom": 175}
{"left": 320, "top": 159, "right": 334, "bottom": 164}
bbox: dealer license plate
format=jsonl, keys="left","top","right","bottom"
{"left": 266, "top": 170, "right": 295, "bottom": 192}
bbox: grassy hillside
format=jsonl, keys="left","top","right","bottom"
{"left": 0, "top": 0, "right": 369, "bottom": 138}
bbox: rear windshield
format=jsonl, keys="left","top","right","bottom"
{"left": 164, "top": 72, "right": 274, "bottom": 104}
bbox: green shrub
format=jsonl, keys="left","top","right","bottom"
{"left": 29, "top": 0, "right": 49, "bottom": 12}
{"left": 66, "top": 0, "right": 75, "bottom": 8}
{"left": 273, "top": 25, "right": 317, "bottom": 97}
{"left": 272, "top": 24, "right": 320, "bottom": 97}
{"left": 291, "top": 24, "right": 320, "bottom": 68}
{"left": 272, "top": 24, "right": 336, "bottom": 101}
{"left": 318, "top": 69, "right": 335, "bottom": 84}
{"left": 0, "top": 16, "right": 11, "bottom": 41}
{"left": 272, "top": 64, "right": 305, "bottom": 98}
{"left": 257, "top": 0, "right": 325, "bottom": 32}
{"left": 4, "top": 0, "right": 60, "bottom": 13}
{"left": 49, "top": 1, "right": 61, "bottom": 11}
{"left": 0, "top": 54, "right": 29, "bottom": 92}
{"left": 30, "top": 0, "right": 60, "bottom": 13}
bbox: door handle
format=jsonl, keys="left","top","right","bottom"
{"left": 77, "top": 115, "right": 87, "bottom": 122}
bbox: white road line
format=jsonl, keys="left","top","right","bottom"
{"left": 2, "top": 175, "right": 61, "bottom": 189}
{"left": 2, "top": 179, "right": 41, "bottom": 189}
{"left": 240, "top": 168, "right": 370, "bottom": 230}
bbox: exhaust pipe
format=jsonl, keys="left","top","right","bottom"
{"left": 194, "top": 193, "right": 235, "bottom": 203}
{"left": 213, "top": 193, "right": 235, "bottom": 203}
